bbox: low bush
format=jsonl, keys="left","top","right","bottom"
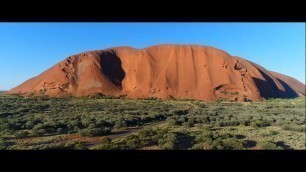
{"left": 125, "top": 135, "right": 141, "bottom": 149}
{"left": 15, "top": 131, "right": 29, "bottom": 138}
{"left": 192, "top": 143, "right": 212, "bottom": 150}
{"left": 183, "top": 118, "right": 195, "bottom": 127}
{"left": 74, "top": 142, "right": 86, "bottom": 150}
{"left": 158, "top": 133, "right": 178, "bottom": 150}
{"left": 221, "top": 138, "right": 244, "bottom": 150}
{"left": 258, "top": 141, "right": 283, "bottom": 150}
{"left": 138, "top": 128, "right": 156, "bottom": 140}
{"left": 166, "top": 117, "right": 181, "bottom": 126}
{"left": 33, "top": 129, "right": 46, "bottom": 136}
{"left": 195, "top": 135, "right": 213, "bottom": 145}
{"left": 161, "top": 141, "right": 176, "bottom": 150}
{"left": 80, "top": 127, "right": 111, "bottom": 137}
{"left": 114, "top": 120, "right": 127, "bottom": 129}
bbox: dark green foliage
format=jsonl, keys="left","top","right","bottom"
{"left": 183, "top": 118, "right": 195, "bottom": 127}
{"left": 25, "top": 121, "right": 35, "bottom": 129}
{"left": 138, "top": 128, "right": 155, "bottom": 141}
{"left": 195, "top": 130, "right": 243, "bottom": 150}
{"left": 125, "top": 134, "right": 141, "bottom": 149}
{"left": 95, "top": 137, "right": 116, "bottom": 150}
{"left": 0, "top": 95, "right": 190, "bottom": 137}
{"left": 114, "top": 120, "right": 127, "bottom": 129}
{"left": 158, "top": 133, "right": 178, "bottom": 150}
{"left": 15, "top": 131, "right": 29, "bottom": 138}
{"left": 80, "top": 127, "right": 111, "bottom": 137}
{"left": 114, "top": 127, "right": 179, "bottom": 150}
{"left": 35, "top": 129, "right": 47, "bottom": 136}
{"left": 211, "top": 137, "right": 245, "bottom": 150}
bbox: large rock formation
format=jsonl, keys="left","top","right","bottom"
{"left": 8, "top": 44, "right": 305, "bottom": 101}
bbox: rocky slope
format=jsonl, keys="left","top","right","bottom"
{"left": 8, "top": 44, "right": 305, "bottom": 101}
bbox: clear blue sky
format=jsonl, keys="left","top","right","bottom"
{"left": 0, "top": 23, "right": 304, "bottom": 90}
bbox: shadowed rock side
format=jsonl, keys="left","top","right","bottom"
{"left": 8, "top": 44, "right": 305, "bottom": 101}
{"left": 269, "top": 71, "right": 305, "bottom": 97}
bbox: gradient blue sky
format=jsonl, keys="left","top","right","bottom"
{"left": 0, "top": 23, "right": 305, "bottom": 90}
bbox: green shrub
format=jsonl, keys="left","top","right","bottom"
{"left": 114, "top": 120, "right": 127, "bottom": 129}
{"left": 158, "top": 133, "right": 178, "bottom": 150}
{"left": 221, "top": 138, "right": 244, "bottom": 150}
{"left": 64, "top": 142, "right": 75, "bottom": 148}
{"left": 183, "top": 118, "right": 195, "bottom": 127}
{"left": 25, "top": 121, "right": 35, "bottom": 129}
{"left": 91, "top": 137, "right": 114, "bottom": 150}
{"left": 138, "top": 128, "right": 156, "bottom": 140}
{"left": 219, "top": 133, "right": 233, "bottom": 139}
{"left": 74, "top": 142, "right": 86, "bottom": 150}
{"left": 33, "top": 129, "right": 46, "bottom": 136}
{"left": 195, "top": 135, "right": 213, "bottom": 145}
{"left": 161, "top": 141, "right": 175, "bottom": 150}
{"left": 166, "top": 117, "right": 181, "bottom": 126}
{"left": 94, "top": 143, "right": 117, "bottom": 150}
{"left": 80, "top": 128, "right": 111, "bottom": 137}
{"left": 212, "top": 138, "right": 224, "bottom": 149}
{"left": 192, "top": 143, "right": 212, "bottom": 150}
{"left": 15, "top": 131, "right": 29, "bottom": 138}
{"left": 258, "top": 141, "right": 282, "bottom": 150}
{"left": 125, "top": 135, "right": 141, "bottom": 149}
{"left": 32, "top": 123, "right": 43, "bottom": 131}
{"left": 100, "top": 137, "right": 112, "bottom": 144}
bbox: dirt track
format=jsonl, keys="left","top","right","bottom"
{"left": 87, "top": 120, "right": 166, "bottom": 149}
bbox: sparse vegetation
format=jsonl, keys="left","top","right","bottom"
{"left": 0, "top": 94, "right": 304, "bottom": 150}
